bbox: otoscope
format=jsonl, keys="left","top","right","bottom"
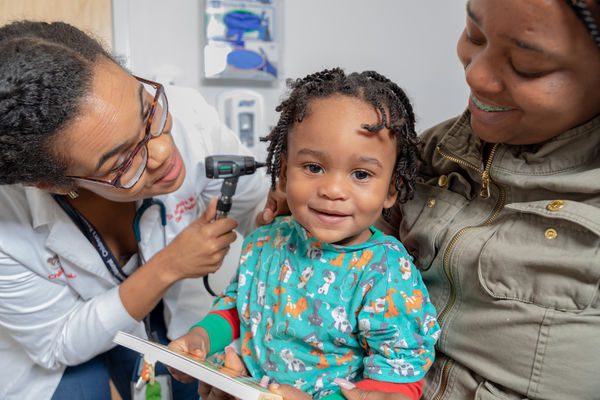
{"left": 203, "top": 155, "right": 266, "bottom": 296}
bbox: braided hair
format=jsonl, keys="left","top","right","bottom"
{"left": 565, "top": 0, "right": 600, "bottom": 47}
{"left": 0, "top": 21, "right": 115, "bottom": 186}
{"left": 261, "top": 68, "right": 419, "bottom": 204}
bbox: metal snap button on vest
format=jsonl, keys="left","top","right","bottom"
{"left": 546, "top": 200, "right": 565, "bottom": 212}
{"left": 427, "top": 198, "right": 436, "bottom": 208}
{"left": 438, "top": 175, "right": 448, "bottom": 187}
{"left": 545, "top": 228, "right": 558, "bottom": 240}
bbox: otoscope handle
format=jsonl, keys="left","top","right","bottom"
{"left": 216, "top": 177, "right": 239, "bottom": 219}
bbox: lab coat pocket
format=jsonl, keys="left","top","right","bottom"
{"left": 400, "top": 181, "right": 469, "bottom": 269}
{"left": 478, "top": 200, "right": 600, "bottom": 312}
{"left": 475, "top": 381, "right": 528, "bottom": 400}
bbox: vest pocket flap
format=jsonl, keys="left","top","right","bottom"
{"left": 505, "top": 200, "right": 600, "bottom": 236}
{"left": 475, "top": 381, "right": 527, "bottom": 400}
{"left": 478, "top": 201, "right": 600, "bottom": 312}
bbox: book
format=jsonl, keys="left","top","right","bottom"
{"left": 113, "top": 331, "right": 282, "bottom": 400}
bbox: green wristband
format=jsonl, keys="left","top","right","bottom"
{"left": 191, "top": 313, "right": 233, "bottom": 356}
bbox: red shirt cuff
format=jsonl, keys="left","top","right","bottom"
{"left": 208, "top": 308, "right": 240, "bottom": 340}
{"left": 355, "top": 379, "right": 423, "bottom": 400}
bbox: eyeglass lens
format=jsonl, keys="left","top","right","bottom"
{"left": 118, "top": 84, "right": 168, "bottom": 188}
{"left": 142, "top": 82, "right": 168, "bottom": 137}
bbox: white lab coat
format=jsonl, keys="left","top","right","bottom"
{"left": 0, "top": 86, "right": 270, "bottom": 400}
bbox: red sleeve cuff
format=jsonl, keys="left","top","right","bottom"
{"left": 355, "top": 379, "right": 423, "bottom": 400}
{"left": 208, "top": 308, "right": 240, "bottom": 340}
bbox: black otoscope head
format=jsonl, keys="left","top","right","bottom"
{"left": 205, "top": 155, "right": 266, "bottom": 179}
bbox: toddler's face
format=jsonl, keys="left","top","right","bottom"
{"left": 280, "top": 95, "right": 397, "bottom": 246}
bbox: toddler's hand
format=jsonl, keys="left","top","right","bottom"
{"left": 198, "top": 346, "right": 249, "bottom": 400}
{"left": 167, "top": 327, "right": 210, "bottom": 384}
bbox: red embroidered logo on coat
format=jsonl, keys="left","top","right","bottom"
{"left": 47, "top": 255, "right": 76, "bottom": 279}
{"left": 167, "top": 197, "right": 197, "bottom": 223}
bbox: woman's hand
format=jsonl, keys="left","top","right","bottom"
{"left": 167, "top": 326, "right": 211, "bottom": 384}
{"left": 159, "top": 197, "right": 238, "bottom": 281}
{"left": 256, "top": 189, "right": 289, "bottom": 227}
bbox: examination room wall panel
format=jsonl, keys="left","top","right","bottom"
{"left": 113, "top": 0, "right": 467, "bottom": 135}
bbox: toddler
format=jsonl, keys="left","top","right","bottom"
{"left": 171, "top": 68, "right": 440, "bottom": 400}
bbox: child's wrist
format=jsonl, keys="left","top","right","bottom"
{"left": 191, "top": 314, "right": 234, "bottom": 355}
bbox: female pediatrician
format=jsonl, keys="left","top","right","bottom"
{"left": 0, "top": 21, "right": 272, "bottom": 400}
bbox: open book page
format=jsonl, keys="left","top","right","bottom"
{"left": 113, "top": 331, "right": 282, "bottom": 400}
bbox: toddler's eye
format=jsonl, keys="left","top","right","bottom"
{"left": 304, "top": 163, "right": 324, "bottom": 174}
{"left": 353, "top": 170, "right": 372, "bottom": 181}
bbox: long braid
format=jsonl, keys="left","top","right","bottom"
{"left": 565, "top": 0, "right": 600, "bottom": 47}
{"left": 261, "top": 68, "right": 419, "bottom": 205}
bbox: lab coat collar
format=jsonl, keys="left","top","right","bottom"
{"left": 25, "top": 186, "right": 57, "bottom": 230}
{"left": 24, "top": 186, "right": 116, "bottom": 284}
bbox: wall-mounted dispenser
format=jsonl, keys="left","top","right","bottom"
{"left": 216, "top": 89, "right": 266, "bottom": 160}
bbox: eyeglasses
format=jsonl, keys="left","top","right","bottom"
{"left": 69, "top": 76, "right": 169, "bottom": 189}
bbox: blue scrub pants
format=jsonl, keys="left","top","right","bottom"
{"left": 51, "top": 302, "right": 198, "bottom": 400}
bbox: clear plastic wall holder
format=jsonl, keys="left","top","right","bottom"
{"left": 204, "top": 0, "right": 279, "bottom": 82}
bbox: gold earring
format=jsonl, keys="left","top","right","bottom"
{"left": 67, "top": 190, "right": 79, "bottom": 199}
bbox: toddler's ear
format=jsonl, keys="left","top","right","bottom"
{"left": 277, "top": 157, "right": 288, "bottom": 193}
{"left": 383, "top": 182, "right": 398, "bottom": 209}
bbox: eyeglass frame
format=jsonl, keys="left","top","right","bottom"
{"left": 67, "top": 75, "right": 169, "bottom": 189}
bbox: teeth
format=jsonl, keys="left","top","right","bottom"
{"left": 471, "top": 94, "right": 513, "bottom": 112}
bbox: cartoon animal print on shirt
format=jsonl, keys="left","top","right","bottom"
{"left": 262, "top": 348, "right": 278, "bottom": 372}
{"left": 401, "top": 289, "right": 423, "bottom": 313}
{"left": 241, "top": 331, "right": 253, "bottom": 356}
{"left": 329, "top": 306, "right": 352, "bottom": 334}
{"left": 284, "top": 295, "right": 308, "bottom": 320}
{"left": 387, "top": 358, "right": 418, "bottom": 377}
{"left": 278, "top": 259, "right": 294, "bottom": 283}
{"left": 348, "top": 249, "right": 373, "bottom": 271}
{"left": 308, "top": 299, "right": 330, "bottom": 327}
{"left": 257, "top": 281, "right": 266, "bottom": 306}
{"left": 280, "top": 348, "right": 311, "bottom": 372}
{"left": 297, "top": 266, "right": 314, "bottom": 289}
{"left": 317, "top": 269, "right": 336, "bottom": 295}
{"left": 309, "top": 349, "right": 330, "bottom": 370}
{"left": 335, "top": 350, "right": 355, "bottom": 366}
{"left": 329, "top": 253, "right": 344, "bottom": 267}
{"left": 384, "top": 288, "right": 400, "bottom": 318}
{"left": 272, "top": 286, "right": 286, "bottom": 313}
{"left": 240, "top": 242, "right": 253, "bottom": 264}
{"left": 399, "top": 257, "right": 412, "bottom": 280}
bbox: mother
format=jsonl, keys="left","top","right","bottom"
{"left": 378, "top": 0, "right": 600, "bottom": 399}
{"left": 0, "top": 21, "right": 269, "bottom": 399}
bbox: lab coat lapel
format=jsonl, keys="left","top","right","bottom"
{"left": 26, "top": 188, "right": 117, "bottom": 289}
{"left": 44, "top": 219, "right": 116, "bottom": 288}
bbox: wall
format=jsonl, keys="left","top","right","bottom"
{"left": 113, "top": 0, "right": 468, "bottom": 135}
{"left": 112, "top": 0, "right": 469, "bottom": 291}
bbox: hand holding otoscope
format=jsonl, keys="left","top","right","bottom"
{"left": 203, "top": 155, "right": 266, "bottom": 296}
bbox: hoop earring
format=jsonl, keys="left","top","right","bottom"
{"left": 67, "top": 190, "right": 79, "bottom": 199}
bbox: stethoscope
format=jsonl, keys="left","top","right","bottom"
{"left": 132, "top": 198, "right": 217, "bottom": 296}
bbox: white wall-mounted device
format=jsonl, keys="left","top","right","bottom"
{"left": 216, "top": 89, "right": 266, "bottom": 161}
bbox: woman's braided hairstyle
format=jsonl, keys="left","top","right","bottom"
{"left": 565, "top": 0, "right": 600, "bottom": 47}
{"left": 261, "top": 68, "right": 419, "bottom": 204}
{"left": 0, "top": 20, "right": 114, "bottom": 186}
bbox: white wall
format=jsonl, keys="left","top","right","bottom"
{"left": 112, "top": 0, "right": 468, "bottom": 290}
{"left": 113, "top": 0, "right": 468, "bottom": 134}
